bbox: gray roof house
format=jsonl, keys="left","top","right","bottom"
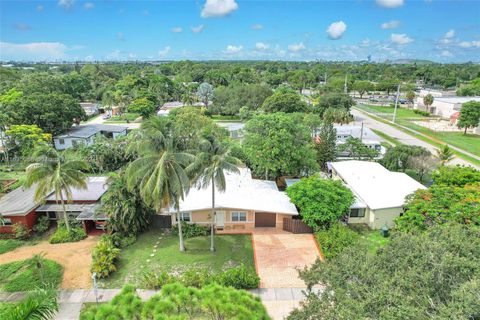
{"left": 53, "top": 124, "right": 128, "bottom": 150}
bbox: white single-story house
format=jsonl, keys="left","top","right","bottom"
{"left": 53, "top": 124, "right": 128, "bottom": 150}
{"left": 330, "top": 161, "right": 426, "bottom": 229}
{"left": 80, "top": 102, "right": 100, "bottom": 116}
{"left": 217, "top": 122, "right": 245, "bottom": 140}
{"left": 157, "top": 101, "right": 204, "bottom": 116}
{"left": 415, "top": 96, "right": 480, "bottom": 118}
{"left": 163, "top": 167, "right": 298, "bottom": 232}
{"left": 334, "top": 125, "right": 384, "bottom": 157}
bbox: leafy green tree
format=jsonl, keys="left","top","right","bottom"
{"left": 432, "top": 165, "right": 480, "bottom": 187}
{"left": 436, "top": 144, "right": 454, "bottom": 165}
{"left": 456, "top": 77, "right": 480, "bottom": 96}
{"left": 211, "top": 84, "right": 272, "bottom": 115}
{"left": 24, "top": 145, "right": 90, "bottom": 232}
{"left": 405, "top": 90, "right": 415, "bottom": 107}
{"left": 457, "top": 101, "right": 480, "bottom": 134}
{"left": 187, "top": 136, "right": 241, "bottom": 252}
{"left": 338, "top": 137, "right": 379, "bottom": 160}
{"left": 125, "top": 120, "right": 194, "bottom": 251}
{"left": 261, "top": 90, "right": 308, "bottom": 113}
{"left": 292, "top": 224, "right": 480, "bottom": 320}
{"left": 314, "top": 93, "right": 354, "bottom": 117}
{"left": 314, "top": 121, "right": 336, "bottom": 171}
{"left": 5, "top": 124, "right": 52, "bottom": 157}
{"left": 101, "top": 172, "right": 154, "bottom": 235}
{"left": 196, "top": 82, "right": 214, "bottom": 108}
{"left": 243, "top": 113, "right": 318, "bottom": 179}
{"left": 396, "top": 183, "right": 480, "bottom": 231}
{"left": 322, "top": 107, "right": 353, "bottom": 124}
{"left": 0, "top": 88, "right": 23, "bottom": 104}
{"left": 127, "top": 97, "right": 156, "bottom": 118}
{"left": 407, "top": 153, "right": 438, "bottom": 182}
{"left": 353, "top": 80, "right": 374, "bottom": 98}
{"left": 376, "top": 78, "right": 398, "bottom": 95}
{"left": 423, "top": 93, "right": 434, "bottom": 112}
{"left": 380, "top": 145, "right": 431, "bottom": 172}
{"left": 286, "top": 176, "right": 354, "bottom": 228}
{"left": 2, "top": 288, "right": 59, "bottom": 320}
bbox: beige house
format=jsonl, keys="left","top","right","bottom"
{"left": 163, "top": 168, "right": 298, "bottom": 232}
{"left": 330, "top": 161, "right": 426, "bottom": 229}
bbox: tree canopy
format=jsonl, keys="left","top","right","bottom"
{"left": 457, "top": 100, "right": 480, "bottom": 134}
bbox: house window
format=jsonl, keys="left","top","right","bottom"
{"left": 178, "top": 212, "right": 191, "bottom": 222}
{"left": 59, "top": 139, "right": 65, "bottom": 145}
{"left": 350, "top": 208, "right": 365, "bottom": 218}
{"left": 47, "top": 212, "right": 57, "bottom": 220}
{"left": 231, "top": 211, "right": 247, "bottom": 222}
{"left": 2, "top": 218, "right": 12, "bottom": 226}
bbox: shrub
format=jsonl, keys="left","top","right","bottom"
{"left": 12, "top": 223, "right": 30, "bottom": 240}
{"left": 172, "top": 222, "right": 210, "bottom": 239}
{"left": 57, "top": 217, "right": 83, "bottom": 229}
{"left": 179, "top": 267, "right": 213, "bottom": 288}
{"left": 413, "top": 109, "right": 430, "bottom": 116}
{"left": 315, "top": 223, "right": 359, "bottom": 259}
{"left": 33, "top": 215, "right": 50, "bottom": 234}
{"left": 140, "top": 269, "right": 175, "bottom": 290}
{"left": 49, "top": 227, "right": 87, "bottom": 244}
{"left": 0, "top": 239, "right": 23, "bottom": 254}
{"left": 0, "top": 259, "right": 63, "bottom": 292}
{"left": 108, "top": 233, "right": 136, "bottom": 248}
{"left": 215, "top": 264, "right": 260, "bottom": 289}
{"left": 91, "top": 236, "right": 121, "bottom": 278}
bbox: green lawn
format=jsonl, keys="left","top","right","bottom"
{"left": 105, "top": 112, "right": 141, "bottom": 123}
{"left": 0, "top": 259, "right": 63, "bottom": 292}
{"left": 371, "top": 129, "right": 401, "bottom": 146}
{"left": 0, "top": 239, "right": 24, "bottom": 254}
{"left": 356, "top": 104, "right": 430, "bottom": 120}
{"left": 101, "top": 229, "right": 255, "bottom": 288}
{"left": 210, "top": 115, "right": 242, "bottom": 121}
{"left": 349, "top": 225, "right": 390, "bottom": 254}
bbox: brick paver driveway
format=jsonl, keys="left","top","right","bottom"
{"left": 252, "top": 229, "right": 321, "bottom": 288}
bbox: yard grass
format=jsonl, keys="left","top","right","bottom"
{"left": 105, "top": 112, "right": 140, "bottom": 123}
{"left": 101, "top": 229, "right": 255, "bottom": 288}
{"left": 210, "top": 115, "right": 242, "bottom": 121}
{"left": 349, "top": 224, "right": 390, "bottom": 254}
{"left": 371, "top": 129, "right": 401, "bottom": 146}
{"left": 0, "top": 239, "right": 24, "bottom": 254}
{"left": 0, "top": 258, "right": 63, "bottom": 292}
{"left": 356, "top": 104, "right": 430, "bottom": 120}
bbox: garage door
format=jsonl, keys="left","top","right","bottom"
{"left": 255, "top": 212, "right": 276, "bottom": 227}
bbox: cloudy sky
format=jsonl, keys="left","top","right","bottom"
{"left": 1, "top": 0, "right": 479, "bottom": 62}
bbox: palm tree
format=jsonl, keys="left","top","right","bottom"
{"left": 436, "top": 144, "right": 454, "bottom": 165}
{"left": 24, "top": 144, "right": 90, "bottom": 231}
{"left": 28, "top": 252, "right": 46, "bottom": 284}
{"left": 4, "top": 288, "right": 58, "bottom": 320}
{"left": 125, "top": 122, "right": 194, "bottom": 251}
{"left": 187, "top": 136, "right": 241, "bottom": 251}
{"left": 423, "top": 94, "right": 434, "bottom": 112}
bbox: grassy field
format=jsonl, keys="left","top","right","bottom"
{"left": 0, "top": 240, "right": 24, "bottom": 254}
{"left": 105, "top": 112, "right": 140, "bottom": 123}
{"left": 0, "top": 258, "right": 63, "bottom": 292}
{"left": 349, "top": 225, "right": 390, "bottom": 254}
{"left": 210, "top": 115, "right": 242, "bottom": 121}
{"left": 357, "top": 104, "right": 430, "bottom": 120}
{"left": 102, "top": 229, "right": 255, "bottom": 288}
{"left": 371, "top": 129, "right": 401, "bottom": 146}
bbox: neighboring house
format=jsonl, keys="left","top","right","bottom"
{"left": 53, "top": 124, "right": 128, "bottom": 150}
{"left": 330, "top": 161, "right": 426, "bottom": 229}
{"left": 0, "top": 177, "right": 109, "bottom": 235}
{"left": 157, "top": 101, "right": 203, "bottom": 116}
{"left": 163, "top": 168, "right": 298, "bottom": 232}
{"left": 80, "top": 102, "right": 99, "bottom": 116}
{"left": 217, "top": 122, "right": 245, "bottom": 140}
{"left": 415, "top": 96, "right": 480, "bottom": 118}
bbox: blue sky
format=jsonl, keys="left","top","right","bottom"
{"left": 1, "top": 0, "right": 479, "bottom": 62}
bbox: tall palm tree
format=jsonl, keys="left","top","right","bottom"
{"left": 125, "top": 125, "right": 194, "bottom": 251}
{"left": 24, "top": 145, "right": 90, "bottom": 231}
{"left": 436, "top": 144, "right": 454, "bottom": 165}
{"left": 187, "top": 136, "right": 241, "bottom": 252}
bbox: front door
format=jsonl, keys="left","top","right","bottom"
{"left": 215, "top": 211, "right": 225, "bottom": 227}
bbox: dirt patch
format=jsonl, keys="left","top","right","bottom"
{"left": 0, "top": 236, "right": 99, "bottom": 289}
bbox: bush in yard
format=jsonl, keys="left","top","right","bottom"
{"left": 33, "top": 215, "right": 50, "bottom": 234}
{"left": 108, "top": 233, "right": 137, "bottom": 248}
{"left": 413, "top": 109, "right": 430, "bottom": 117}
{"left": 315, "top": 223, "right": 359, "bottom": 259}
{"left": 286, "top": 176, "right": 354, "bottom": 228}
{"left": 91, "top": 236, "right": 121, "bottom": 278}
{"left": 140, "top": 269, "right": 175, "bottom": 290}
{"left": 12, "top": 223, "right": 30, "bottom": 240}
{"left": 216, "top": 264, "right": 260, "bottom": 289}
{"left": 0, "top": 259, "right": 63, "bottom": 292}
{"left": 172, "top": 222, "right": 210, "bottom": 239}
{"left": 49, "top": 226, "right": 87, "bottom": 244}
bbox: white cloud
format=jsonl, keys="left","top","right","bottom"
{"left": 83, "top": 2, "right": 94, "bottom": 10}
{"left": 326, "top": 21, "right": 347, "bottom": 40}
{"left": 0, "top": 41, "right": 68, "bottom": 60}
{"left": 361, "top": 38, "right": 371, "bottom": 46}
{"left": 171, "top": 27, "right": 183, "bottom": 33}
{"left": 381, "top": 20, "right": 400, "bottom": 29}
{"left": 252, "top": 24, "right": 263, "bottom": 30}
{"left": 201, "top": 0, "right": 238, "bottom": 18}
{"left": 288, "top": 42, "right": 306, "bottom": 52}
{"left": 391, "top": 33, "right": 414, "bottom": 45}
{"left": 158, "top": 46, "right": 171, "bottom": 57}
{"left": 459, "top": 41, "right": 480, "bottom": 48}
{"left": 58, "top": 0, "right": 74, "bottom": 10}
{"left": 255, "top": 42, "right": 269, "bottom": 50}
{"left": 444, "top": 29, "right": 455, "bottom": 38}
{"left": 225, "top": 45, "right": 243, "bottom": 54}
{"left": 376, "top": 0, "right": 404, "bottom": 8}
{"left": 36, "top": 5, "right": 44, "bottom": 11}
{"left": 191, "top": 25, "right": 205, "bottom": 33}
{"left": 440, "top": 50, "right": 453, "bottom": 57}
{"left": 107, "top": 50, "right": 121, "bottom": 60}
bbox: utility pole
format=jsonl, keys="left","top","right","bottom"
{"left": 344, "top": 74, "right": 348, "bottom": 94}
{"left": 360, "top": 122, "right": 364, "bottom": 142}
{"left": 392, "top": 84, "right": 401, "bottom": 124}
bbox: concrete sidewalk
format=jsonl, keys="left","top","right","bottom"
{"left": 1, "top": 287, "right": 311, "bottom": 320}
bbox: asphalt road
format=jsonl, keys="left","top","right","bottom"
{"left": 351, "top": 108, "right": 478, "bottom": 168}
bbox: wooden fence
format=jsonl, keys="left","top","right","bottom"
{"left": 283, "top": 218, "right": 313, "bottom": 234}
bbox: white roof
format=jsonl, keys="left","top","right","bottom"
{"left": 434, "top": 96, "right": 480, "bottom": 104}
{"left": 166, "top": 168, "right": 298, "bottom": 215}
{"left": 330, "top": 161, "right": 426, "bottom": 210}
